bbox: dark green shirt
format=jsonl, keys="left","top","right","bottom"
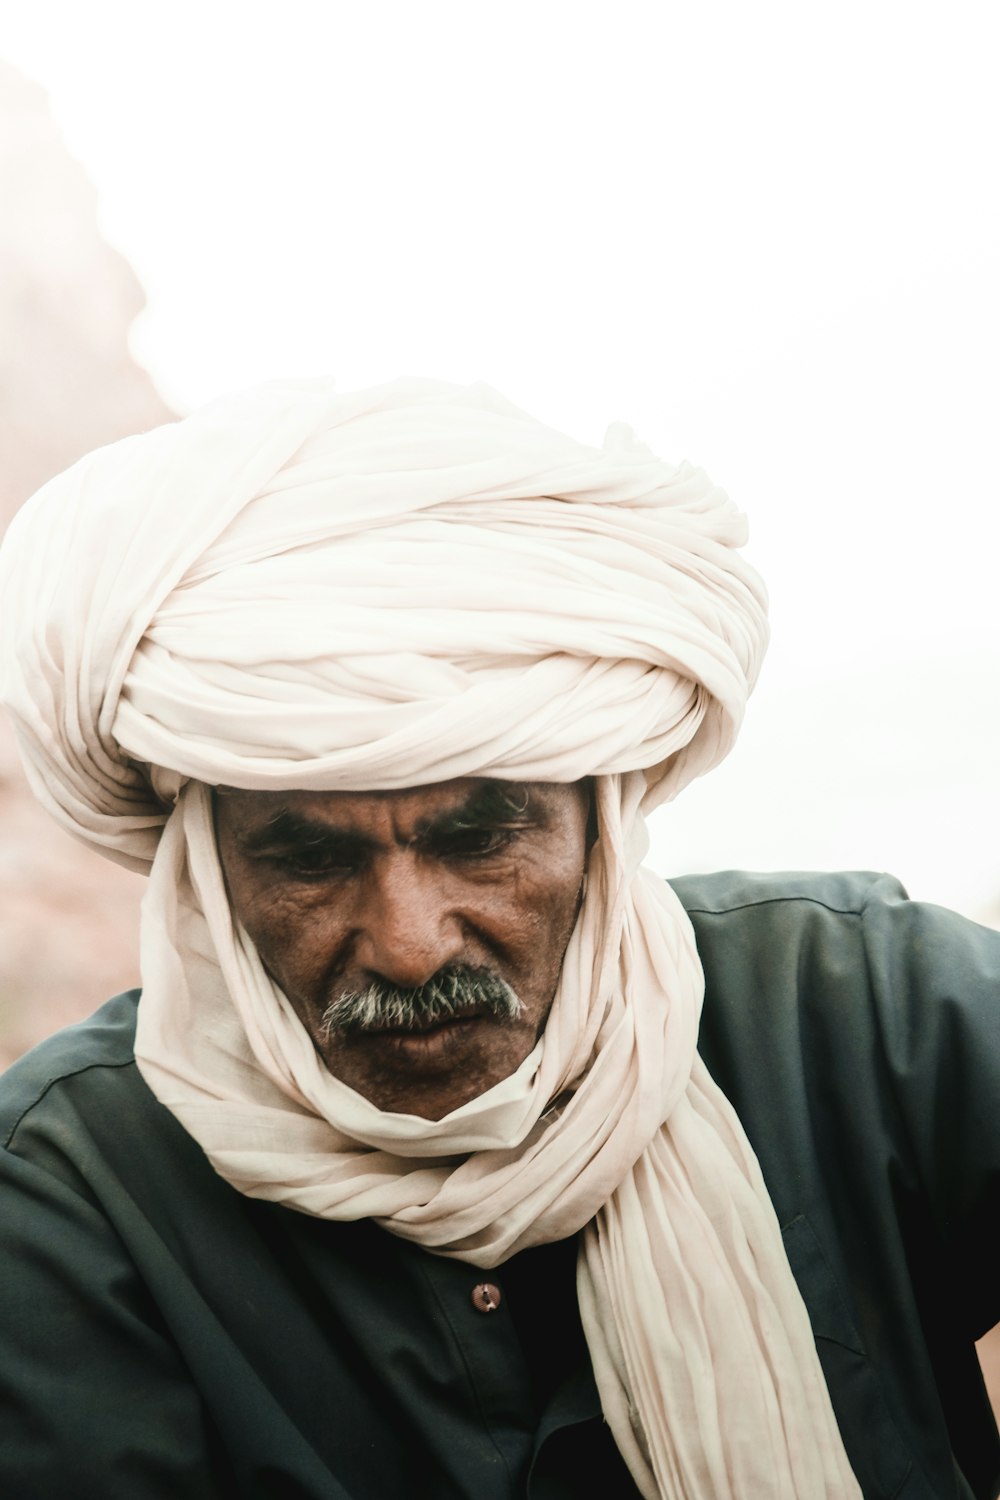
{"left": 1, "top": 872, "right": 998, "bottom": 1498}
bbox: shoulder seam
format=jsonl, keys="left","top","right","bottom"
{"left": 2, "top": 1056, "right": 136, "bottom": 1151}
{"left": 683, "top": 894, "right": 869, "bottom": 918}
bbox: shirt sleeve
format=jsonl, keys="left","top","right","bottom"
{"left": 0, "top": 1146, "right": 224, "bottom": 1500}
{"left": 859, "top": 875, "right": 1000, "bottom": 1339}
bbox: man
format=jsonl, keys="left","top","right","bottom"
{"left": 0, "top": 377, "right": 997, "bottom": 1500}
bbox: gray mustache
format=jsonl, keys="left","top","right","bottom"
{"left": 319, "top": 964, "right": 524, "bottom": 1036}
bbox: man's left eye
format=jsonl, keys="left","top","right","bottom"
{"left": 436, "top": 828, "right": 516, "bottom": 860}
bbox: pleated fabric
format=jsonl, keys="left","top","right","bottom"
{"left": 0, "top": 377, "right": 859, "bottom": 1497}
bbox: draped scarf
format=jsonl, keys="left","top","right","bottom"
{"left": 0, "top": 377, "right": 860, "bottom": 1497}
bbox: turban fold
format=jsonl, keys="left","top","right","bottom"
{"left": 1, "top": 377, "right": 764, "bottom": 867}
{"left": 0, "top": 379, "right": 859, "bottom": 1498}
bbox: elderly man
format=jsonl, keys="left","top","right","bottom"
{"left": 0, "top": 379, "right": 997, "bottom": 1500}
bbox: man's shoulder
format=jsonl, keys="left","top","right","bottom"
{"left": 670, "top": 871, "right": 903, "bottom": 1049}
{"left": 682, "top": 869, "right": 1000, "bottom": 1137}
{"left": 668, "top": 868, "right": 906, "bottom": 918}
{"left": 0, "top": 990, "right": 141, "bottom": 1149}
{"left": 0, "top": 988, "right": 221, "bottom": 1232}
{"left": 670, "top": 870, "right": 999, "bottom": 987}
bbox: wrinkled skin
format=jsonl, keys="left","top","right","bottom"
{"left": 214, "top": 778, "right": 590, "bottom": 1119}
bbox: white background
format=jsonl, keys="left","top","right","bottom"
{"left": 3, "top": 0, "right": 998, "bottom": 917}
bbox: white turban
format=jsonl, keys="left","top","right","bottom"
{"left": 0, "top": 378, "right": 859, "bottom": 1499}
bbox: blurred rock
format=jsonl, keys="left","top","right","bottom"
{"left": 0, "top": 59, "right": 174, "bottom": 1066}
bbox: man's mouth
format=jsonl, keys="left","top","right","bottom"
{"left": 350, "top": 1011, "right": 493, "bottom": 1070}
{"left": 362, "top": 1009, "right": 484, "bottom": 1037}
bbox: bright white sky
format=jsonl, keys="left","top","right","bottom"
{"left": 3, "top": 0, "right": 999, "bottom": 917}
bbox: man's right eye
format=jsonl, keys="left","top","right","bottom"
{"left": 276, "top": 845, "right": 359, "bottom": 878}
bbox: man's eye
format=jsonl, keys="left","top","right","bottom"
{"left": 436, "top": 827, "right": 516, "bottom": 860}
{"left": 277, "top": 846, "right": 357, "bottom": 877}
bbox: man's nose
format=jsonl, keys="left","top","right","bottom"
{"left": 353, "top": 859, "right": 465, "bottom": 988}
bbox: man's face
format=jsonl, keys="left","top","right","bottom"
{"left": 214, "top": 778, "right": 590, "bottom": 1120}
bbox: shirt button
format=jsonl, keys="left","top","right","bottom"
{"left": 471, "top": 1281, "right": 502, "bottom": 1313}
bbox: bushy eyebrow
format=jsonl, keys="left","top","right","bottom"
{"left": 232, "top": 783, "right": 536, "bottom": 855}
{"left": 234, "top": 808, "right": 370, "bottom": 855}
{"left": 428, "top": 783, "right": 532, "bottom": 837}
